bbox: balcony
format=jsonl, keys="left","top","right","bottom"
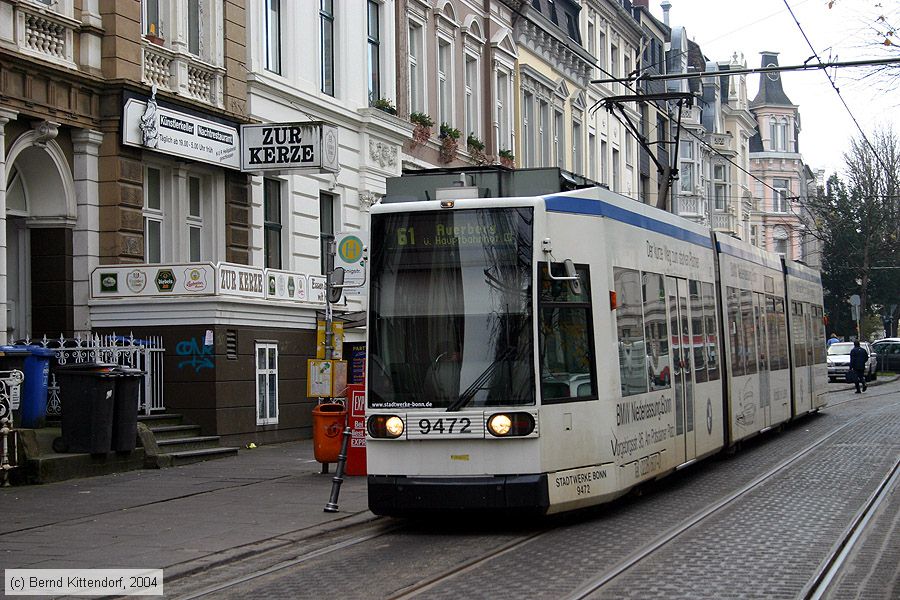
{"left": 675, "top": 194, "right": 706, "bottom": 219}
{"left": 142, "top": 41, "right": 225, "bottom": 108}
{"left": 712, "top": 211, "right": 739, "bottom": 236}
{"left": 12, "top": 2, "right": 79, "bottom": 69}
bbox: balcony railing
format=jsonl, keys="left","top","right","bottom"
{"left": 15, "top": 3, "right": 78, "bottom": 68}
{"left": 712, "top": 211, "right": 739, "bottom": 235}
{"left": 142, "top": 40, "right": 225, "bottom": 108}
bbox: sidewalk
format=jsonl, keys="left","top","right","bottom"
{"left": 0, "top": 439, "right": 373, "bottom": 588}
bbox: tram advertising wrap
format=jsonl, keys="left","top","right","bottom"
{"left": 365, "top": 177, "right": 827, "bottom": 516}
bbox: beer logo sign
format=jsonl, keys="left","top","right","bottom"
{"left": 184, "top": 267, "right": 207, "bottom": 291}
{"left": 100, "top": 273, "right": 118, "bottom": 293}
{"left": 126, "top": 270, "right": 147, "bottom": 293}
{"left": 155, "top": 269, "right": 176, "bottom": 292}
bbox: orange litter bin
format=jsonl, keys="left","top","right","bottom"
{"left": 312, "top": 402, "right": 347, "bottom": 464}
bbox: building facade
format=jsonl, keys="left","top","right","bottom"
{"left": 748, "top": 51, "right": 806, "bottom": 260}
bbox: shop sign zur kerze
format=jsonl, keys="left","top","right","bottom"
{"left": 240, "top": 122, "right": 339, "bottom": 173}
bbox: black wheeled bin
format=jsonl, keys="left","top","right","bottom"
{"left": 111, "top": 367, "right": 144, "bottom": 453}
{"left": 53, "top": 363, "right": 117, "bottom": 455}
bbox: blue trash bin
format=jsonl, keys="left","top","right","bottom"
{"left": 22, "top": 347, "right": 55, "bottom": 428}
{"left": 0, "top": 345, "right": 55, "bottom": 428}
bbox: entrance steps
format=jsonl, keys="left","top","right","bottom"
{"left": 138, "top": 414, "right": 238, "bottom": 467}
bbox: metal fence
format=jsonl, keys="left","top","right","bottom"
{"left": 24, "top": 333, "right": 166, "bottom": 417}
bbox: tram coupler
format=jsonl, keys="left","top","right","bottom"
{"left": 324, "top": 425, "right": 352, "bottom": 512}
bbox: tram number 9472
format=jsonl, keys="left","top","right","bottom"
{"left": 417, "top": 417, "right": 472, "bottom": 435}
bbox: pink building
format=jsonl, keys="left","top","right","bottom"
{"left": 748, "top": 51, "right": 806, "bottom": 261}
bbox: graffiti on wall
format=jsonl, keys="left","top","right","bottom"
{"left": 176, "top": 337, "right": 214, "bottom": 372}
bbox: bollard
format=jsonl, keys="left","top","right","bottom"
{"left": 323, "top": 426, "right": 352, "bottom": 512}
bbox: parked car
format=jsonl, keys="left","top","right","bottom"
{"left": 826, "top": 341, "right": 877, "bottom": 383}
{"left": 872, "top": 338, "right": 900, "bottom": 373}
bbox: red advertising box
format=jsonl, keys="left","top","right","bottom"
{"left": 344, "top": 384, "right": 366, "bottom": 475}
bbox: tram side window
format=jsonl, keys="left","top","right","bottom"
{"left": 539, "top": 263, "right": 597, "bottom": 402}
{"left": 741, "top": 288, "right": 758, "bottom": 375}
{"left": 792, "top": 301, "right": 807, "bottom": 368}
{"left": 614, "top": 267, "right": 648, "bottom": 396}
{"left": 766, "top": 295, "right": 782, "bottom": 370}
{"left": 701, "top": 282, "right": 720, "bottom": 381}
{"left": 727, "top": 286, "right": 744, "bottom": 377}
{"left": 643, "top": 272, "right": 670, "bottom": 391}
{"left": 774, "top": 297, "right": 789, "bottom": 369}
{"left": 689, "top": 280, "right": 708, "bottom": 383}
{"left": 754, "top": 293, "right": 769, "bottom": 372}
{"left": 812, "top": 305, "right": 826, "bottom": 364}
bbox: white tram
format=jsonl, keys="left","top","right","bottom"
{"left": 365, "top": 170, "right": 826, "bottom": 515}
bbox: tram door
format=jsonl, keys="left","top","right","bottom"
{"left": 666, "top": 276, "right": 695, "bottom": 465}
{"left": 802, "top": 305, "right": 815, "bottom": 411}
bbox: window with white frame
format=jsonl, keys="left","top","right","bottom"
{"left": 187, "top": 0, "right": 201, "bottom": 56}
{"left": 572, "top": 117, "right": 582, "bottom": 175}
{"left": 680, "top": 140, "right": 694, "bottom": 192}
{"left": 612, "top": 147, "right": 620, "bottom": 192}
{"left": 589, "top": 131, "right": 597, "bottom": 180}
{"left": 773, "top": 227, "right": 789, "bottom": 257}
{"left": 539, "top": 99, "right": 550, "bottom": 165}
{"left": 320, "top": 191, "right": 336, "bottom": 274}
{"left": 438, "top": 37, "right": 453, "bottom": 125}
{"left": 714, "top": 163, "right": 727, "bottom": 210}
{"left": 264, "top": 178, "right": 282, "bottom": 269}
{"left": 408, "top": 19, "right": 424, "bottom": 112}
{"left": 265, "top": 0, "right": 281, "bottom": 74}
{"left": 143, "top": 165, "right": 218, "bottom": 263}
{"left": 611, "top": 44, "right": 619, "bottom": 93}
{"left": 144, "top": 0, "right": 162, "bottom": 37}
{"left": 750, "top": 224, "right": 759, "bottom": 247}
{"left": 144, "top": 167, "right": 163, "bottom": 264}
{"left": 255, "top": 342, "right": 279, "bottom": 425}
{"left": 522, "top": 91, "right": 533, "bottom": 166}
{"left": 597, "top": 29, "right": 607, "bottom": 74}
{"left": 320, "top": 0, "right": 335, "bottom": 96}
{"left": 773, "top": 178, "right": 790, "bottom": 213}
{"left": 601, "top": 139, "right": 608, "bottom": 184}
{"left": 587, "top": 19, "right": 596, "bottom": 75}
{"left": 496, "top": 69, "right": 512, "bottom": 151}
{"left": 769, "top": 118, "right": 777, "bottom": 151}
{"left": 779, "top": 118, "right": 788, "bottom": 151}
{"left": 187, "top": 176, "right": 203, "bottom": 262}
{"left": 554, "top": 109, "right": 564, "bottom": 168}
{"left": 464, "top": 53, "right": 479, "bottom": 138}
{"left": 367, "top": 0, "right": 381, "bottom": 104}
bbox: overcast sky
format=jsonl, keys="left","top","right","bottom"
{"left": 648, "top": 0, "right": 900, "bottom": 178}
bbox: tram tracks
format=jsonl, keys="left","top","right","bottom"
{"left": 171, "top": 396, "right": 896, "bottom": 600}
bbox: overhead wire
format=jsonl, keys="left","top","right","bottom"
{"left": 781, "top": 0, "right": 894, "bottom": 176}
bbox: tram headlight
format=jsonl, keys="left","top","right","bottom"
{"left": 487, "top": 412, "right": 536, "bottom": 437}
{"left": 367, "top": 415, "right": 405, "bottom": 439}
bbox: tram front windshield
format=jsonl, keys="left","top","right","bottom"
{"left": 368, "top": 207, "right": 534, "bottom": 410}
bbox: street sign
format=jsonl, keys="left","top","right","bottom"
{"left": 334, "top": 231, "right": 369, "bottom": 296}
{"left": 849, "top": 294, "right": 860, "bottom": 306}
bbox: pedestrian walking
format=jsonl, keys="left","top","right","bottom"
{"left": 827, "top": 332, "right": 840, "bottom": 347}
{"left": 849, "top": 340, "right": 869, "bottom": 393}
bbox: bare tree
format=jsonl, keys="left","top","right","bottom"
{"left": 803, "top": 126, "right": 900, "bottom": 335}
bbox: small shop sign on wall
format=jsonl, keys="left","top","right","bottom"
{"left": 91, "top": 263, "right": 328, "bottom": 305}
